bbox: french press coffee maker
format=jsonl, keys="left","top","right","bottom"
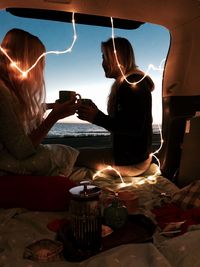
{"left": 69, "top": 181, "right": 102, "bottom": 256}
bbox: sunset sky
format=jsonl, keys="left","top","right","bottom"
{"left": 0, "top": 9, "right": 170, "bottom": 124}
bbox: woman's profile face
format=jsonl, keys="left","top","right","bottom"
{"left": 102, "top": 52, "right": 119, "bottom": 79}
{"left": 102, "top": 54, "right": 110, "bottom": 77}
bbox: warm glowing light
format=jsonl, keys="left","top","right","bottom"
{"left": 135, "top": 179, "right": 146, "bottom": 185}
{"left": 134, "top": 174, "right": 158, "bottom": 186}
{"left": 151, "top": 124, "right": 164, "bottom": 173}
{"left": 21, "top": 72, "right": 28, "bottom": 79}
{"left": 0, "top": 12, "right": 77, "bottom": 78}
{"left": 93, "top": 163, "right": 161, "bottom": 189}
{"left": 93, "top": 165, "right": 125, "bottom": 184}
{"left": 146, "top": 175, "right": 158, "bottom": 184}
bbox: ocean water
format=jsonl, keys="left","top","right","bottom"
{"left": 48, "top": 122, "right": 160, "bottom": 137}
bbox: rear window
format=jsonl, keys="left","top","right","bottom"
{"left": 0, "top": 10, "right": 170, "bottom": 136}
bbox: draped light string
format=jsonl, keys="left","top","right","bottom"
{"left": 151, "top": 121, "right": 164, "bottom": 172}
{"left": 0, "top": 12, "right": 77, "bottom": 78}
{"left": 93, "top": 165, "right": 125, "bottom": 184}
{"left": 92, "top": 164, "right": 161, "bottom": 187}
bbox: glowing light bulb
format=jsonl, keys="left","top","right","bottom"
{"left": 10, "top": 62, "right": 17, "bottom": 68}
{"left": 21, "top": 72, "right": 28, "bottom": 78}
{"left": 0, "top": 12, "right": 77, "bottom": 77}
{"left": 146, "top": 175, "right": 157, "bottom": 184}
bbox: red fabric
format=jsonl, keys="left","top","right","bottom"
{"left": 0, "top": 175, "right": 76, "bottom": 211}
{"left": 47, "top": 218, "right": 70, "bottom": 232}
{"left": 152, "top": 203, "right": 200, "bottom": 234}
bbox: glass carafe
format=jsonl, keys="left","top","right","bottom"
{"left": 69, "top": 181, "right": 102, "bottom": 256}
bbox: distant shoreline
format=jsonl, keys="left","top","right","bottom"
{"left": 43, "top": 133, "right": 161, "bottom": 151}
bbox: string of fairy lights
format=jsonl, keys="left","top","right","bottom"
{"left": 0, "top": 12, "right": 164, "bottom": 182}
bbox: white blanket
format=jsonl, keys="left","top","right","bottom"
{"left": 0, "top": 165, "right": 197, "bottom": 267}
{"left": 0, "top": 208, "right": 171, "bottom": 267}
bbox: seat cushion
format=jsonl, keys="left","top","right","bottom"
{"left": 0, "top": 175, "right": 76, "bottom": 211}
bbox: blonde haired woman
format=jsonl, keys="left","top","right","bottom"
{"left": 77, "top": 37, "right": 154, "bottom": 176}
{"left": 0, "top": 28, "right": 79, "bottom": 176}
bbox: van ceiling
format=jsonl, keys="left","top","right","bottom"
{"left": 6, "top": 8, "right": 144, "bottom": 30}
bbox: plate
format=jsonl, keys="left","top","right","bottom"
{"left": 57, "top": 214, "right": 156, "bottom": 262}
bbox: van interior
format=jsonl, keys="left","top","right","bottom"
{"left": 0, "top": 0, "right": 200, "bottom": 266}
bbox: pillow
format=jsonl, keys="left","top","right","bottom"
{"left": 172, "top": 180, "right": 200, "bottom": 210}
{"left": 0, "top": 175, "right": 76, "bottom": 211}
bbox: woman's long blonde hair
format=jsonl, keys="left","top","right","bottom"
{"left": 101, "top": 37, "right": 137, "bottom": 116}
{"left": 0, "top": 28, "right": 46, "bottom": 134}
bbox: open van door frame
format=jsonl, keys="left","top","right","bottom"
{"left": 1, "top": 0, "right": 200, "bottom": 182}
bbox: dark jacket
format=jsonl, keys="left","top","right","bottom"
{"left": 93, "top": 73, "right": 154, "bottom": 165}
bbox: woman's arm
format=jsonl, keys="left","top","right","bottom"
{"left": 78, "top": 84, "right": 150, "bottom": 137}
{"left": 29, "top": 99, "right": 79, "bottom": 147}
{"left": 0, "top": 86, "right": 79, "bottom": 158}
{"left": 94, "top": 85, "right": 149, "bottom": 135}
